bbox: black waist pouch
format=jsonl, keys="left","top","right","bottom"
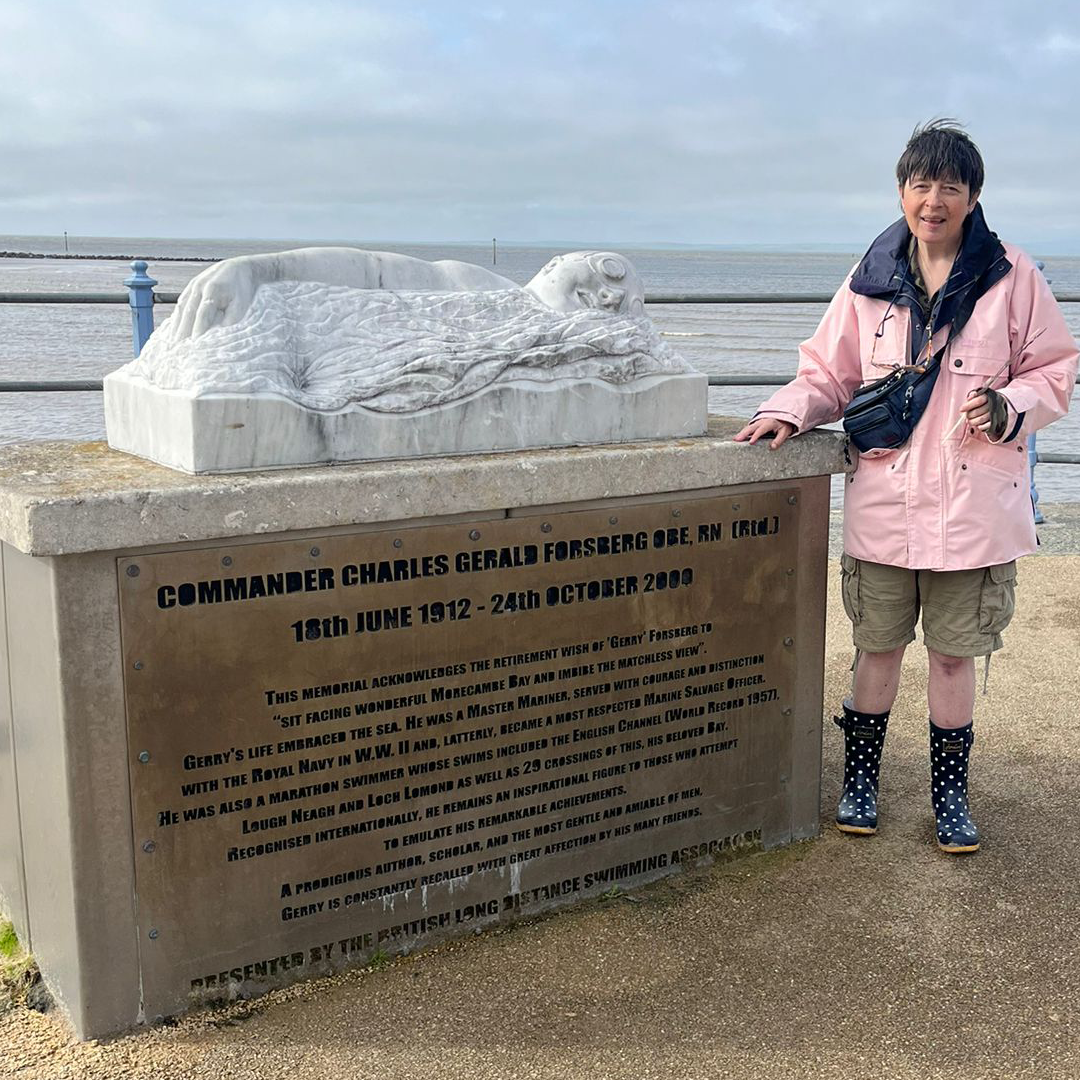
{"left": 842, "top": 360, "right": 942, "bottom": 452}
{"left": 842, "top": 277, "right": 980, "bottom": 453}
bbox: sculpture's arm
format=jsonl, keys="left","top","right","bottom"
{"left": 168, "top": 248, "right": 517, "bottom": 341}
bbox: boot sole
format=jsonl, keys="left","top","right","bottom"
{"left": 938, "top": 841, "right": 980, "bottom": 853}
{"left": 836, "top": 823, "right": 877, "bottom": 835}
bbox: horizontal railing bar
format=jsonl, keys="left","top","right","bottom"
{"left": 0, "top": 293, "right": 128, "bottom": 304}
{"left": 705, "top": 374, "right": 1080, "bottom": 387}
{"left": 648, "top": 291, "right": 1080, "bottom": 304}
{"left": 3, "top": 291, "right": 1080, "bottom": 306}
{"left": 262, "top": 290, "right": 1063, "bottom": 305}
{"left": 649, "top": 293, "right": 1080, "bottom": 304}
{"left": 2, "top": 291, "right": 837, "bottom": 305}
{"left": 0, "top": 380, "right": 105, "bottom": 392}
{"left": 648, "top": 293, "right": 835, "bottom": 304}
{"left": 0, "top": 292, "right": 181, "bottom": 304}
{"left": 5, "top": 373, "right": 1080, "bottom": 393}
{"left": 1035, "top": 453, "right": 1080, "bottom": 465}
{"left": 710, "top": 375, "right": 788, "bottom": 385}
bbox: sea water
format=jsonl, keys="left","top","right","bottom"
{"left": 2, "top": 234, "right": 1078, "bottom": 501}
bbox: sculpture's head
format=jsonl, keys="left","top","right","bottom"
{"left": 524, "top": 252, "right": 645, "bottom": 317}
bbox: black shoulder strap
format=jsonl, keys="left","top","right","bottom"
{"left": 924, "top": 280, "right": 980, "bottom": 375}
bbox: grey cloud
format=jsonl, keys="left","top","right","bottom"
{"left": 1, "top": 0, "right": 1078, "bottom": 246}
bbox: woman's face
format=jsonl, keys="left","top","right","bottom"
{"left": 524, "top": 252, "right": 645, "bottom": 315}
{"left": 899, "top": 174, "right": 977, "bottom": 251}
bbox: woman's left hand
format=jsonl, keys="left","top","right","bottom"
{"left": 958, "top": 388, "right": 1009, "bottom": 437}
{"left": 958, "top": 391, "right": 992, "bottom": 430}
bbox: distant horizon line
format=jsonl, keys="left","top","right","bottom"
{"left": 2, "top": 232, "right": 1079, "bottom": 258}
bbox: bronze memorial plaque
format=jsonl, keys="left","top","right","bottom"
{"left": 119, "top": 488, "right": 809, "bottom": 1015}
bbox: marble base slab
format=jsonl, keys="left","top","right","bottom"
{"left": 103, "top": 370, "right": 708, "bottom": 474}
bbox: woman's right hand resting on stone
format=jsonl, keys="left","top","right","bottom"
{"left": 733, "top": 417, "right": 797, "bottom": 449}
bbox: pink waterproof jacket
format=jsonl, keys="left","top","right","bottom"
{"left": 755, "top": 244, "right": 1077, "bottom": 570}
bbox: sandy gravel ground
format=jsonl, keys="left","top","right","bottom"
{"left": 4, "top": 544, "right": 1079, "bottom": 1080}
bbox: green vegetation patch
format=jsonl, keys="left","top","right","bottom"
{"left": 1, "top": 918, "right": 38, "bottom": 1012}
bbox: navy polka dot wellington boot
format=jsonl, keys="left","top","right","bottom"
{"left": 929, "top": 720, "right": 979, "bottom": 853}
{"left": 833, "top": 701, "right": 889, "bottom": 835}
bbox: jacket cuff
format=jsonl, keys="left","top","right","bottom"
{"left": 986, "top": 397, "right": 1024, "bottom": 444}
{"left": 1002, "top": 408, "right": 1026, "bottom": 443}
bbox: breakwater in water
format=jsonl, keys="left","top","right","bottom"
{"left": 1, "top": 251, "right": 215, "bottom": 262}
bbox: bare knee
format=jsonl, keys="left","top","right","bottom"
{"left": 860, "top": 645, "right": 906, "bottom": 668}
{"left": 927, "top": 649, "right": 972, "bottom": 678}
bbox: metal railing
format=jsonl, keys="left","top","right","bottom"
{"left": 2, "top": 261, "right": 1078, "bottom": 485}
{"left": 6, "top": 291, "right": 1080, "bottom": 306}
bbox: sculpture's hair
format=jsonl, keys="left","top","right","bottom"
{"left": 896, "top": 118, "right": 984, "bottom": 196}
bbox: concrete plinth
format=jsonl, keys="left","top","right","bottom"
{"left": 103, "top": 371, "right": 708, "bottom": 473}
{"left": 0, "top": 419, "right": 846, "bottom": 1038}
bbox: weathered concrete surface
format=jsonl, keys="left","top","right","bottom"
{"left": 0, "top": 419, "right": 846, "bottom": 556}
{"left": 4, "top": 550, "right": 1077, "bottom": 1080}
{"left": 0, "top": 427, "right": 839, "bottom": 1040}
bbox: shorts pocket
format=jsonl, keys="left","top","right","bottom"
{"left": 840, "top": 553, "right": 862, "bottom": 625}
{"left": 978, "top": 561, "right": 1017, "bottom": 634}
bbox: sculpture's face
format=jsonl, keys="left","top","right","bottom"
{"left": 525, "top": 252, "right": 645, "bottom": 317}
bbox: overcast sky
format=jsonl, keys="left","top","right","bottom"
{"left": 3, "top": 0, "right": 1080, "bottom": 248}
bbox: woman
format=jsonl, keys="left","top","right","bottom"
{"left": 735, "top": 120, "right": 1077, "bottom": 853}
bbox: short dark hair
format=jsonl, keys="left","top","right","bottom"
{"left": 896, "top": 119, "right": 984, "bottom": 196}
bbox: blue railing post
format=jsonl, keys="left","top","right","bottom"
{"left": 1029, "top": 261, "right": 1048, "bottom": 523}
{"left": 124, "top": 260, "right": 157, "bottom": 357}
{"left": 1029, "top": 436, "right": 1043, "bottom": 523}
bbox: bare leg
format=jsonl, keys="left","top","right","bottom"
{"left": 852, "top": 645, "right": 906, "bottom": 714}
{"left": 926, "top": 649, "right": 976, "bottom": 728}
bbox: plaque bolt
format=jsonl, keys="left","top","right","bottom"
{"left": 788, "top": 495, "right": 798, "bottom": 505}
{"left": 138, "top": 750, "right": 150, "bottom": 763}
{"left": 126, "top": 565, "right": 140, "bottom": 578}
{"left": 221, "top": 555, "right": 232, "bottom": 567}
{"left": 783, "top": 637, "right": 794, "bottom": 647}
{"left": 148, "top": 928, "right": 159, "bottom": 940}
{"left": 133, "top": 660, "right": 144, "bottom": 671}
{"left": 782, "top": 708, "right": 793, "bottom": 716}
{"left": 732, "top": 503, "right": 740, "bottom": 512}
{"left": 393, "top": 539, "right": 403, "bottom": 549}
{"left": 310, "top": 546, "right": 321, "bottom": 558}
{"left": 469, "top": 530, "right": 481, "bottom": 541}
{"left": 609, "top": 516, "right": 618, "bottom": 525}
{"left": 672, "top": 508, "right": 682, "bottom": 518}
{"left": 142, "top": 840, "right": 156, "bottom": 853}
{"left": 540, "top": 523, "right": 552, "bottom": 534}
{"left": 786, "top": 568, "right": 795, "bottom": 576}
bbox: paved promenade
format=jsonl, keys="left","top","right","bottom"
{"left": 4, "top": 512, "right": 1079, "bottom": 1079}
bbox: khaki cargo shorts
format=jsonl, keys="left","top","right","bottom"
{"left": 839, "top": 555, "right": 1017, "bottom": 656}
